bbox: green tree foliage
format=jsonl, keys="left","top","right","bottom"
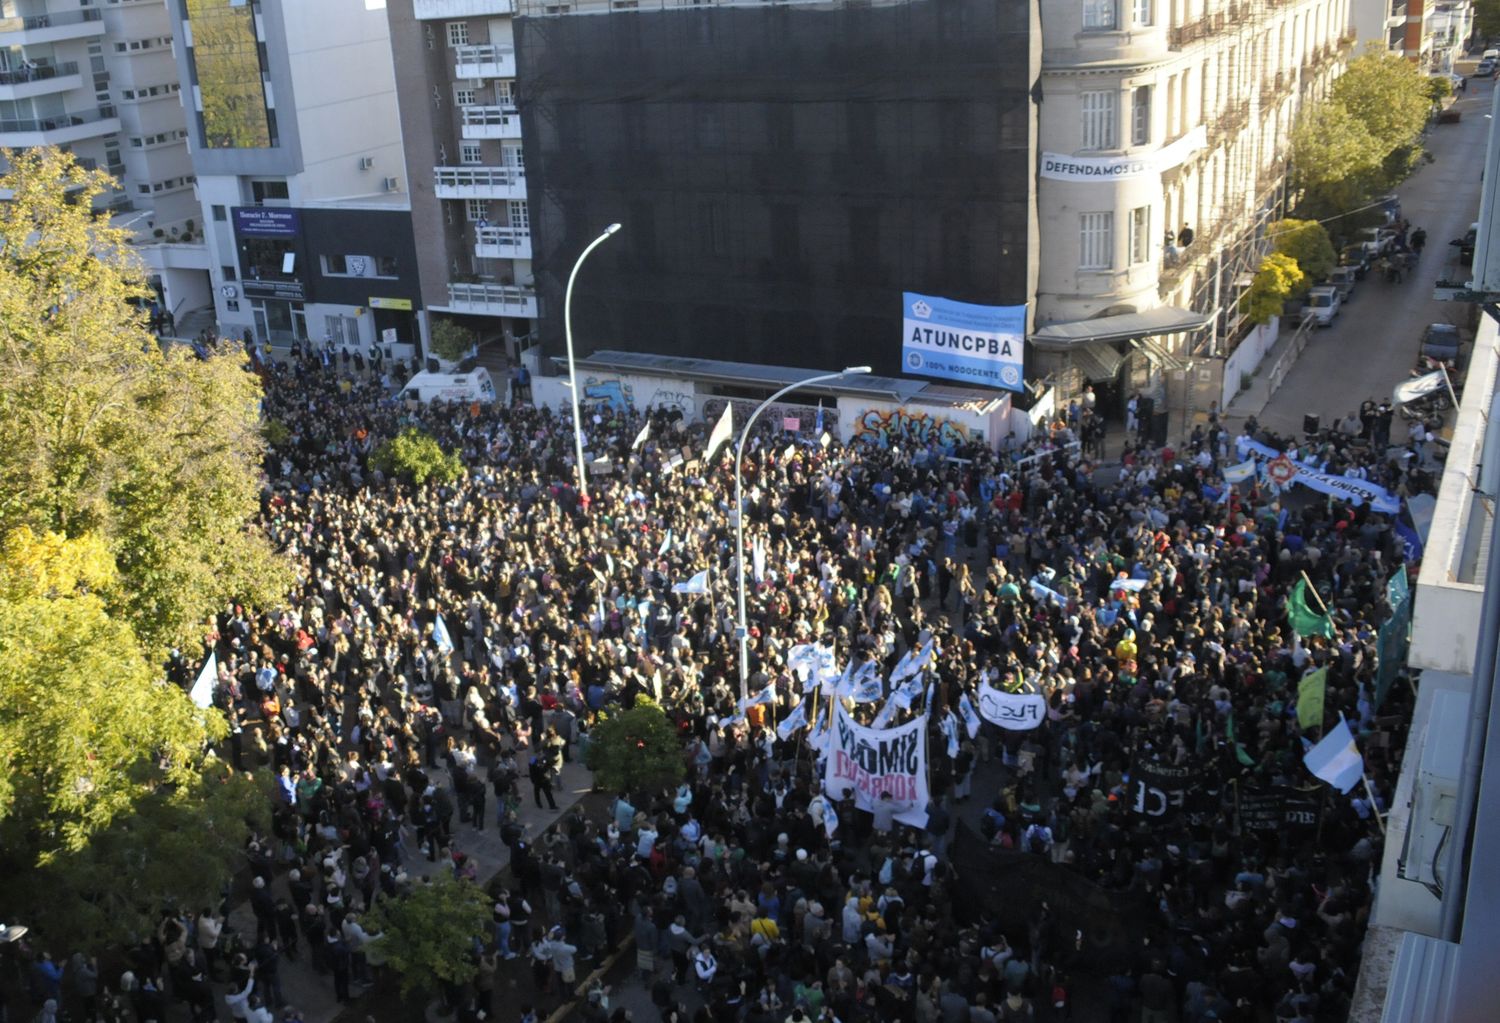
{"left": 586, "top": 698, "right": 684, "bottom": 795}
{"left": 0, "top": 147, "right": 287, "bottom": 656}
{"left": 1331, "top": 53, "right": 1432, "bottom": 157}
{"left": 371, "top": 427, "right": 465, "bottom": 486}
{"left": 366, "top": 875, "right": 490, "bottom": 1000}
{"left": 429, "top": 317, "right": 475, "bottom": 364}
{"left": 1240, "top": 253, "right": 1304, "bottom": 325}
{"left": 1291, "top": 102, "right": 1386, "bottom": 217}
{"left": 1269, "top": 219, "right": 1337, "bottom": 294}
{"left": 1478, "top": 0, "right": 1500, "bottom": 38}
{"left": 1427, "top": 75, "right": 1455, "bottom": 105}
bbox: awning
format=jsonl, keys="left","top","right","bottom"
{"left": 1068, "top": 344, "right": 1127, "bottom": 382}
{"left": 1029, "top": 307, "right": 1212, "bottom": 350}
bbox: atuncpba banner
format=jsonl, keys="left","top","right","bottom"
{"left": 902, "top": 292, "right": 1025, "bottom": 393}
{"left": 824, "top": 703, "right": 930, "bottom": 828}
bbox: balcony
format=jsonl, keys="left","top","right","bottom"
{"left": 1168, "top": 10, "right": 1228, "bottom": 50}
{"left": 0, "top": 7, "right": 105, "bottom": 45}
{"left": 475, "top": 225, "right": 531, "bottom": 260}
{"left": 461, "top": 104, "right": 522, "bottom": 140}
{"left": 0, "top": 60, "right": 80, "bottom": 99}
{"left": 444, "top": 281, "right": 536, "bottom": 318}
{"left": 1206, "top": 99, "right": 1250, "bottom": 146}
{"left": 454, "top": 44, "right": 515, "bottom": 80}
{"left": 0, "top": 103, "right": 120, "bottom": 146}
{"left": 413, "top": 0, "right": 515, "bottom": 19}
{"left": 434, "top": 164, "right": 526, "bottom": 200}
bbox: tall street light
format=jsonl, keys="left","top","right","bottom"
{"left": 563, "top": 223, "right": 621, "bottom": 503}
{"left": 734, "top": 365, "right": 872, "bottom": 702}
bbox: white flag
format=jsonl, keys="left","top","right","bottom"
{"left": 658, "top": 529, "right": 673, "bottom": 557}
{"left": 632, "top": 420, "right": 651, "bottom": 449}
{"left": 941, "top": 714, "right": 960, "bottom": 758}
{"left": 871, "top": 696, "right": 901, "bottom": 730}
{"left": 740, "top": 682, "right": 777, "bottom": 712}
{"left": 1304, "top": 716, "right": 1364, "bottom": 793}
{"left": 850, "top": 672, "right": 884, "bottom": 705}
{"left": 776, "top": 700, "right": 808, "bottom": 741}
{"left": 958, "top": 692, "right": 981, "bottom": 739}
{"left": 432, "top": 613, "right": 454, "bottom": 653}
{"left": 890, "top": 637, "right": 936, "bottom": 684}
{"left": 1393, "top": 370, "right": 1446, "bottom": 407}
{"left": 752, "top": 535, "right": 766, "bottom": 584}
{"left": 781, "top": 443, "right": 796, "bottom": 462}
{"left": 190, "top": 652, "right": 218, "bottom": 709}
{"left": 672, "top": 569, "right": 710, "bottom": 594}
{"left": 837, "top": 658, "right": 879, "bottom": 700}
{"left": 704, "top": 403, "right": 734, "bottom": 461}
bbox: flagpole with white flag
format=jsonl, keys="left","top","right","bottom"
{"left": 704, "top": 403, "right": 734, "bottom": 462}
{"left": 190, "top": 651, "right": 218, "bottom": 709}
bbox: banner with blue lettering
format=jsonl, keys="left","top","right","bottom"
{"left": 902, "top": 292, "right": 1025, "bottom": 392}
{"left": 1235, "top": 437, "right": 1400, "bottom": 514}
{"left": 824, "top": 703, "right": 930, "bottom": 827}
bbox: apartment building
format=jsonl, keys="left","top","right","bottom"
{"left": 1353, "top": 0, "right": 1472, "bottom": 71}
{"left": 0, "top": 0, "right": 205, "bottom": 318}
{"left": 388, "top": 0, "right": 534, "bottom": 364}
{"left": 164, "top": 0, "right": 419, "bottom": 353}
{"left": 1032, "top": 0, "right": 1352, "bottom": 421}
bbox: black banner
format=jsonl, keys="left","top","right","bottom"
{"left": 951, "top": 824, "right": 1150, "bottom": 974}
{"left": 1130, "top": 760, "right": 1198, "bottom": 821}
{"left": 1238, "top": 786, "right": 1321, "bottom": 834}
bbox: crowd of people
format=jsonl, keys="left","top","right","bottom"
{"left": 16, "top": 344, "right": 1428, "bottom": 1023}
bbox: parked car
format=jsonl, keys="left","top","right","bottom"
{"left": 1357, "top": 226, "right": 1398, "bottom": 254}
{"left": 1421, "top": 323, "right": 1462, "bottom": 362}
{"left": 1328, "top": 266, "right": 1358, "bottom": 302}
{"left": 1305, "top": 285, "right": 1342, "bottom": 327}
{"left": 1476, "top": 59, "right": 1496, "bottom": 77}
{"left": 1340, "top": 243, "right": 1377, "bottom": 278}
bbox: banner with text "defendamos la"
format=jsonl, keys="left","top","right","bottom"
{"left": 902, "top": 291, "right": 1025, "bottom": 393}
{"left": 824, "top": 703, "right": 930, "bottom": 828}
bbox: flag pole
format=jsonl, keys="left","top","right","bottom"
{"left": 1299, "top": 570, "right": 1332, "bottom": 617}
{"left": 1361, "top": 772, "right": 1387, "bottom": 835}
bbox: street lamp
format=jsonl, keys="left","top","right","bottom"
{"left": 734, "top": 365, "right": 872, "bottom": 701}
{"left": 563, "top": 222, "right": 621, "bottom": 503}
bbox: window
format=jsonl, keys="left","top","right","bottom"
{"left": 495, "top": 80, "right": 515, "bottom": 108}
{"left": 460, "top": 142, "right": 482, "bottom": 165}
{"left": 466, "top": 199, "right": 488, "bottom": 222}
{"left": 509, "top": 200, "right": 529, "bottom": 231}
{"left": 502, "top": 144, "right": 523, "bottom": 168}
{"left": 212, "top": 204, "right": 227, "bottom": 222}
{"left": 221, "top": 264, "right": 237, "bottom": 282}
{"left": 1133, "top": 0, "right": 1152, "bottom": 27}
{"left": 446, "top": 22, "right": 469, "bottom": 47}
{"left": 455, "top": 87, "right": 476, "bottom": 107}
{"left": 250, "top": 179, "right": 289, "bottom": 202}
{"left": 1080, "top": 91, "right": 1117, "bottom": 150}
{"left": 1129, "top": 206, "right": 1151, "bottom": 264}
{"left": 1083, "top": 0, "right": 1117, "bottom": 30}
{"left": 1080, "top": 212, "right": 1114, "bottom": 270}
{"left": 1131, "top": 86, "right": 1152, "bottom": 146}
{"left": 376, "top": 256, "right": 399, "bottom": 277}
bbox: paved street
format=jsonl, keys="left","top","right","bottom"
{"left": 1246, "top": 77, "right": 1491, "bottom": 441}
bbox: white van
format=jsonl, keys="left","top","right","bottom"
{"left": 1483, "top": 48, "right": 1498, "bottom": 62}
{"left": 398, "top": 368, "right": 498, "bottom": 404}
{"left": 1305, "top": 285, "right": 1342, "bottom": 327}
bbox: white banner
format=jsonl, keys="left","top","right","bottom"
{"left": 1040, "top": 126, "right": 1207, "bottom": 182}
{"left": 824, "top": 704, "right": 930, "bottom": 828}
{"left": 977, "top": 682, "right": 1047, "bottom": 731}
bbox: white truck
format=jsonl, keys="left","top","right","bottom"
{"left": 398, "top": 368, "right": 498, "bottom": 404}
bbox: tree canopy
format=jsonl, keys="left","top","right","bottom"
{"left": 372, "top": 427, "right": 465, "bottom": 486}
{"left": 366, "top": 875, "right": 490, "bottom": 1000}
{"left": 1269, "top": 219, "right": 1337, "bottom": 294}
{"left": 1240, "top": 253, "right": 1304, "bottom": 325}
{"left": 428, "top": 317, "right": 475, "bottom": 364}
{"left": 586, "top": 697, "right": 685, "bottom": 795}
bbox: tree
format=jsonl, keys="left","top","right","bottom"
{"left": 371, "top": 427, "right": 465, "bottom": 486}
{"left": 1269, "top": 219, "right": 1337, "bottom": 294}
{"left": 1332, "top": 53, "right": 1434, "bottom": 157}
{"left": 1427, "top": 74, "right": 1454, "bottom": 106}
{"left": 365, "top": 875, "right": 490, "bottom": 1001}
{"left": 0, "top": 147, "right": 287, "bottom": 656}
{"left": 1290, "top": 102, "right": 1386, "bottom": 218}
{"left": 1478, "top": 0, "right": 1500, "bottom": 39}
{"left": 429, "top": 317, "right": 475, "bottom": 364}
{"left": 586, "top": 698, "right": 684, "bottom": 795}
{"left": 1240, "top": 253, "right": 1303, "bottom": 325}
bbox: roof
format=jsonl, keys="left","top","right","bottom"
{"left": 1028, "top": 307, "right": 1211, "bottom": 349}
{"left": 569, "top": 350, "right": 1009, "bottom": 408}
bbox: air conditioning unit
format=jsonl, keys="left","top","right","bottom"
{"left": 382, "top": 176, "right": 400, "bottom": 192}
{"left": 359, "top": 157, "right": 374, "bottom": 170}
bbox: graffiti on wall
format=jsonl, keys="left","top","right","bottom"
{"left": 854, "top": 407, "right": 969, "bottom": 448}
{"left": 700, "top": 397, "right": 826, "bottom": 437}
{"left": 644, "top": 388, "right": 697, "bottom": 418}
{"left": 582, "top": 377, "right": 634, "bottom": 411}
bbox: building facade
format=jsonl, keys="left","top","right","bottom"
{"left": 388, "top": 0, "right": 535, "bottom": 366}
{"left": 165, "top": 0, "right": 420, "bottom": 353}
{"left": 1352, "top": 0, "right": 1472, "bottom": 71}
{"left": 1032, "top": 0, "right": 1352, "bottom": 420}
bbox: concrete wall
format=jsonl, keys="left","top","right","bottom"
{"left": 1221, "top": 316, "right": 1279, "bottom": 409}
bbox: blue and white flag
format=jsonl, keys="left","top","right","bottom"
{"left": 776, "top": 700, "right": 808, "bottom": 741}
{"left": 940, "top": 714, "right": 960, "bottom": 758}
{"left": 837, "top": 658, "right": 880, "bottom": 701}
{"left": 958, "top": 692, "right": 982, "bottom": 739}
{"left": 432, "top": 614, "right": 454, "bottom": 653}
{"left": 1109, "top": 577, "right": 1148, "bottom": 593}
{"left": 1029, "top": 577, "right": 1068, "bottom": 607}
{"left": 871, "top": 696, "right": 901, "bottom": 730}
{"left": 658, "top": 529, "right": 673, "bottom": 557}
{"left": 740, "top": 682, "right": 777, "bottom": 712}
{"left": 672, "top": 569, "right": 710, "bottom": 594}
{"left": 788, "top": 643, "right": 837, "bottom": 691}
{"left": 190, "top": 652, "right": 218, "bottom": 709}
{"left": 1395, "top": 517, "right": 1424, "bottom": 562}
{"left": 890, "top": 637, "right": 936, "bottom": 684}
{"left": 892, "top": 671, "right": 927, "bottom": 710}
{"left": 1304, "top": 716, "right": 1364, "bottom": 793}
{"left": 851, "top": 672, "right": 884, "bottom": 705}
{"left": 1223, "top": 459, "right": 1257, "bottom": 484}
{"left": 718, "top": 713, "right": 746, "bottom": 730}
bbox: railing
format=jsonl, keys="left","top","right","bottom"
{"left": 1207, "top": 99, "right": 1250, "bottom": 145}
{"left": 476, "top": 225, "right": 531, "bottom": 250}
{"left": 0, "top": 8, "right": 102, "bottom": 32}
{"left": 0, "top": 103, "right": 116, "bottom": 134}
{"left": 0, "top": 60, "right": 77, "bottom": 84}
{"left": 1168, "top": 10, "right": 1229, "bottom": 50}
{"left": 447, "top": 281, "right": 535, "bottom": 309}
{"left": 453, "top": 43, "right": 515, "bottom": 64}
{"left": 434, "top": 165, "right": 525, "bottom": 189}
{"left": 462, "top": 104, "right": 519, "bottom": 123}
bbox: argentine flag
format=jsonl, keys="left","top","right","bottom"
{"left": 432, "top": 614, "right": 454, "bottom": 654}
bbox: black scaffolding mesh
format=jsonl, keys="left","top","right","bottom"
{"left": 516, "top": 0, "right": 1035, "bottom": 379}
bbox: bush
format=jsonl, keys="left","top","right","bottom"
{"left": 585, "top": 697, "right": 684, "bottom": 795}
{"left": 1269, "top": 219, "right": 1336, "bottom": 295}
{"left": 371, "top": 428, "right": 464, "bottom": 486}
{"left": 429, "top": 318, "right": 474, "bottom": 364}
{"left": 365, "top": 875, "right": 489, "bottom": 1001}
{"left": 1240, "top": 253, "right": 1303, "bottom": 326}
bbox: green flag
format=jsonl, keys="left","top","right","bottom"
{"left": 1287, "top": 579, "right": 1335, "bottom": 640}
{"left": 1227, "top": 711, "right": 1256, "bottom": 767}
{"left": 1297, "top": 668, "right": 1328, "bottom": 731}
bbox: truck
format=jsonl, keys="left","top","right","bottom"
{"left": 398, "top": 368, "right": 498, "bottom": 404}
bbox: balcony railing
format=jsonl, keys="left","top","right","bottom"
{"left": 434, "top": 165, "right": 525, "bottom": 190}
{"left": 453, "top": 43, "right": 516, "bottom": 77}
{"left": 461, "top": 105, "right": 522, "bottom": 139}
{"left": 0, "top": 8, "right": 103, "bottom": 32}
{"left": 1207, "top": 99, "right": 1250, "bottom": 146}
{"left": 475, "top": 225, "right": 531, "bottom": 258}
{"left": 1168, "top": 10, "right": 1229, "bottom": 50}
{"left": 447, "top": 281, "right": 537, "bottom": 316}
{"left": 0, "top": 103, "right": 116, "bottom": 134}
{"left": 0, "top": 60, "right": 77, "bottom": 84}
